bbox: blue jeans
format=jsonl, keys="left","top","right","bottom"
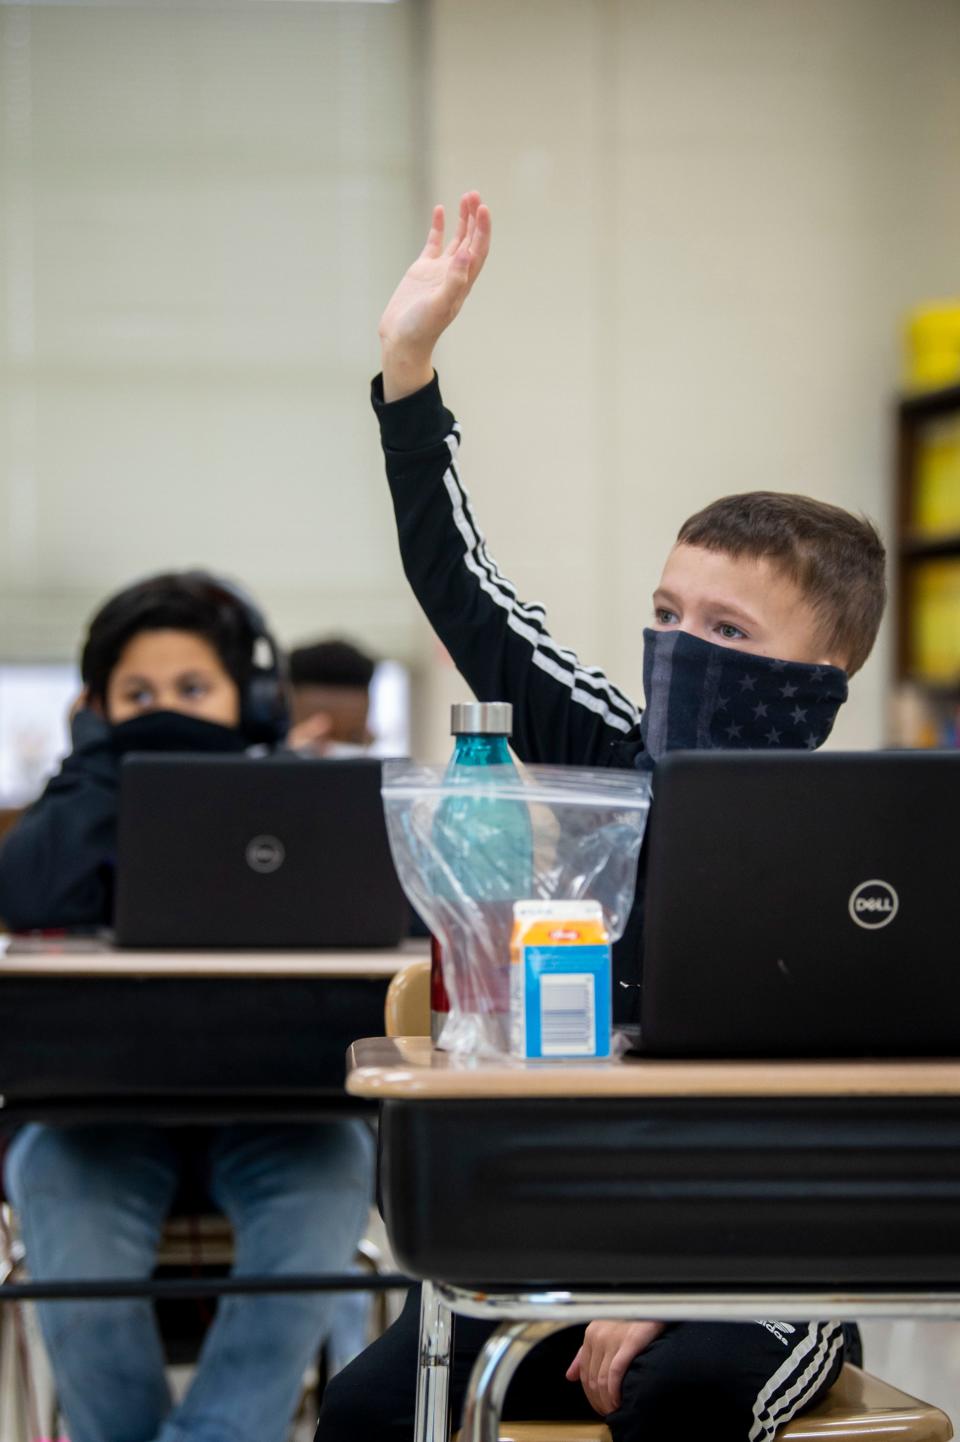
{"left": 4, "top": 1120, "right": 374, "bottom": 1442}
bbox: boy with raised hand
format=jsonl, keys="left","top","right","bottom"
{"left": 315, "top": 194, "right": 884, "bottom": 1441}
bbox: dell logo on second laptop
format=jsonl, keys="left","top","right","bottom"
{"left": 848, "top": 879, "right": 899, "bottom": 930}
{"left": 245, "top": 835, "right": 286, "bottom": 874}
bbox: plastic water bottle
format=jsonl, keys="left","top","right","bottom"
{"left": 430, "top": 702, "right": 533, "bottom": 1050}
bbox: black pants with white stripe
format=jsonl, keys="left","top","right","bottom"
{"left": 316, "top": 1285, "right": 857, "bottom": 1442}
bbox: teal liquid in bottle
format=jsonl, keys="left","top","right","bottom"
{"left": 430, "top": 702, "right": 533, "bottom": 1050}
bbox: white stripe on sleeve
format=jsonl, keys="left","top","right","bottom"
{"left": 440, "top": 444, "right": 640, "bottom": 736}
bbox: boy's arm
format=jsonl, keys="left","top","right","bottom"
{"left": 0, "top": 710, "right": 120, "bottom": 931}
{"left": 377, "top": 192, "right": 641, "bottom": 766}
{"left": 374, "top": 373, "right": 640, "bottom": 765}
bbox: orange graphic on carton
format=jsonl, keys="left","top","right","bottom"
{"left": 510, "top": 900, "right": 609, "bottom": 959}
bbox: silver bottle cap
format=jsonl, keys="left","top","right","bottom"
{"left": 450, "top": 702, "right": 513, "bottom": 736}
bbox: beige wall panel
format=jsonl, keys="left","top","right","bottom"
{"left": 420, "top": 0, "right": 615, "bottom": 762}
{"left": 0, "top": 1, "right": 425, "bottom": 661}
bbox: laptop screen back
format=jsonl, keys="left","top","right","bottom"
{"left": 115, "top": 754, "right": 407, "bottom": 949}
{"left": 640, "top": 750, "right": 960, "bottom": 1057}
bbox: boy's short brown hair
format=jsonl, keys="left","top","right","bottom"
{"left": 677, "top": 492, "right": 887, "bottom": 676}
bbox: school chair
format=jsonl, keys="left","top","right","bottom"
{"left": 453, "top": 1363, "right": 955, "bottom": 1438}
{"left": 386, "top": 953, "right": 432, "bottom": 1037}
{"left": 382, "top": 963, "right": 954, "bottom": 1442}
{"left": 0, "top": 1199, "right": 59, "bottom": 1442}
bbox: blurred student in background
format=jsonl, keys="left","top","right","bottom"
{"left": 287, "top": 638, "right": 376, "bottom": 757}
{"left": 0, "top": 571, "right": 374, "bottom": 1442}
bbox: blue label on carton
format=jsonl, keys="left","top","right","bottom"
{"left": 513, "top": 943, "right": 612, "bottom": 1059}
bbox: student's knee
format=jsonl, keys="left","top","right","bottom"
{"left": 4, "top": 1123, "right": 177, "bottom": 1278}
{"left": 607, "top": 1324, "right": 738, "bottom": 1442}
{"left": 213, "top": 1121, "right": 374, "bottom": 1216}
{"left": 607, "top": 1321, "right": 846, "bottom": 1442}
{"left": 313, "top": 1367, "right": 359, "bottom": 1442}
{"left": 4, "top": 1124, "right": 119, "bottom": 1213}
{"left": 607, "top": 1363, "right": 723, "bottom": 1442}
{"left": 5, "top": 1123, "right": 175, "bottom": 1212}
{"left": 316, "top": 1360, "right": 406, "bottom": 1442}
{"left": 314, "top": 1302, "right": 420, "bottom": 1442}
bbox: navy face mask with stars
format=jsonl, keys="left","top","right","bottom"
{"left": 638, "top": 627, "right": 848, "bottom": 766}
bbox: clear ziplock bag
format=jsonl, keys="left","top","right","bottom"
{"left": 381, "top": 761, "right": 651, "bottom": 1056}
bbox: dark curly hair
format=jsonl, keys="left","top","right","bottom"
{"left": 80, "top": 572, "right": 258, "bottom": 706}
{"left": 288, "top": 638, "right": 376, "bottom": 690}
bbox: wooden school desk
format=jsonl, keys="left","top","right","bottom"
{"left": 0, "top": 937, "right": 425, "bottom": 1124}
{"left": 0, "top": 939, "right": 423, "bottom": 1312}
{"left": 347, "top": 1037, "right": 960, "bottom": 1442}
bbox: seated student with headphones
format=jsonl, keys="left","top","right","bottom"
{"left": 0, "top": 572, "right": 375, "bottom": 1442}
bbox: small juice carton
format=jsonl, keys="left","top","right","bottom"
{"left": 509, "top": 900, "right": 612, "bottom": 1059}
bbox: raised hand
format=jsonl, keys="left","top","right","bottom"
{"left": 379, "top": 191, "right": 491, "bottom": 401}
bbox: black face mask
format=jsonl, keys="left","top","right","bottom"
{"left": 638, "top": 628, "right": 848, "bottom": 767}
{"left": 110, "top": 711, "right": 248, "bottom": 756}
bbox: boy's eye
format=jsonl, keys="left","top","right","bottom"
{"left": 655, "top": 608, "right": 679, "bottom": 626}
{"left": 717, "top": 623, "right": 747, "bottom": 641}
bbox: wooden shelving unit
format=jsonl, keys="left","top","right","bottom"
{"left": 893, "top": 382, "right": 960, "bottom": 745}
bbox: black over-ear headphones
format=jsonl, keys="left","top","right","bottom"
{"left": 178, "top": 571, "right": 289, "bottom": 745}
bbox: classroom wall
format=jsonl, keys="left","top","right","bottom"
{"left": 0, "top": 0, "right": 426, "bottom": 666}
{"left": 2, "top": 0, "right": 959, "bottom": 762}
{"left": 415, "top": 0, "right": 960, "bottom": 760}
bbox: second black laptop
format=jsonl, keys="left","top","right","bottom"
{"left": 114, "top": 754, "right": 408, "bottom": 949}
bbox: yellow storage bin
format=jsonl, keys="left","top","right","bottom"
{"left": 906, "top": 301, "right": 960, "bottom": 392}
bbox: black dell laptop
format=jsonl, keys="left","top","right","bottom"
{"left": 114, "top": 755, "right": 408, "bottom": 949}
{"left": 639, "top": 750, "right": 960, "bottom": 1057}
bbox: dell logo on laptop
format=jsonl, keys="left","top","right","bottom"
{"left": 245, "top": 835, "right": 285, "bottom": 874}
{"left": 848, "top": 879, "right": 899, "bottom": 930}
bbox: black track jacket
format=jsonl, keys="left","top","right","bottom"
{"left": 372, "top": 372, "right": 648, "bottom": 1021}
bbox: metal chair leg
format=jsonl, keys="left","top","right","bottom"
{"left": 414, "top": 1280, "right": 455, "bottom": 1442}
{"left": 458, "top": 1320, "right": 568, "bottom": 1442}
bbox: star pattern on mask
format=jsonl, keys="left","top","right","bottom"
{"left": 643, "top": 632, "right": 846, "bottom": 763}
{"left": 704, "top": 656, "right": 843, "bottom": 754}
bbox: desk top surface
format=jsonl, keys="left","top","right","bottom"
{"left": 346, "top": 1035, "right": 960, "bottom": 1099}
{"left": 0, "top": 936, "right": 425, "bottom": 979}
